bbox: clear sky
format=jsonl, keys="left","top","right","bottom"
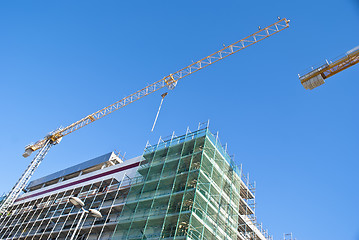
{"left": 0, "top": 1, "right": 358, "bottom": 239}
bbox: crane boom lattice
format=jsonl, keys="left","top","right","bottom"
{"left": 24, "top": 18, "right": 290, "bottom": 155}
{"left": 0, "top": 140, "right": 52, "bottom": 214}
{"left": 0, "top": 18, "right": 290, "bottom": 215}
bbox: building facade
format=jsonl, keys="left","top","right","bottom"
{"left": 0, "top": 127, "right": 271, "bottom": 240}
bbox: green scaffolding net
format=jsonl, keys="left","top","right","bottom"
{"left": 112, "top": 127, "right": 265, "bottom": 240}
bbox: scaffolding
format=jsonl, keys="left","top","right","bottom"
{"left": 113, "top": 125, "right": 271, "bottom": 240}
{"left": 0, "top": 126, "right": 272, "bottom": 240}
{"left": 0, "top": 162, "right": 134, "bottom": 239}
{"left": 283, "top": 233, "right": 295, "bottom": 240}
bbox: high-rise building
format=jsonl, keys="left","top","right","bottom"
{"left": 0, "top": 127, "right": 271, "bottom": 240}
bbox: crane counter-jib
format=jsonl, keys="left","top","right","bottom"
{"left": 299, "top": 45, "right": 359, "bottom": 90}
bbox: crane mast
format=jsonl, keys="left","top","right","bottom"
{"left": 0, "top": 141, "right": 53, "bottom": 213}
{"left": 299, "top": 46, "right": 359, "bottom": 90}
{"left": 0, "top": 18, "right": 290, "bottom": 214}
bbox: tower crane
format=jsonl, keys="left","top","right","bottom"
{"left": 299, "top": 46, "right": 359, "bottom": 90}
{"left": 0, "top": 18, "right": 290, "bottom": 214}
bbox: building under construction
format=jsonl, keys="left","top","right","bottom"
{"left": 0, "top": 127, "right": 272, "bottom": 240}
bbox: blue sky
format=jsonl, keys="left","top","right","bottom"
{"left": 0, "top": 1, "right": 358, "bottom": 239}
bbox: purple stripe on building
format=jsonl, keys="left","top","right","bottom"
{"left": 16, "top": 162, "right": 140, "bottom": 202}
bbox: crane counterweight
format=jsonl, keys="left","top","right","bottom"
{"left": 299, "top": 45, "right": 359, "bottom": 90}
{"left": 22, "top": 148, "right": 33, "bottom": 158}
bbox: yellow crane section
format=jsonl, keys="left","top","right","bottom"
{"left": 23, "top": 18, "right": 290, "bottom": 158}
{"left": 0, "top": 18, "right": 290, "bottom": 215}
{"left": 299, "top": 46, "right": 359, "bottom": 90}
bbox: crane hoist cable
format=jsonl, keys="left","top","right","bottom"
{"left": 0, "top": 18, "right": 290, "bottom": 214}
{"left": 151, "top": 92, "right": 168, "bottom": 132}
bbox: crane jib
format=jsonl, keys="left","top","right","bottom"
{"left": 23, "top": 18, "right": 290, "bottom": 156}
{"left": 0, "top": 18, "right": 290, "bottom": 215}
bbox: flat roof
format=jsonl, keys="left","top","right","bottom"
{"left": 26, "top": 152, "right": 117, "bottom": 190}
